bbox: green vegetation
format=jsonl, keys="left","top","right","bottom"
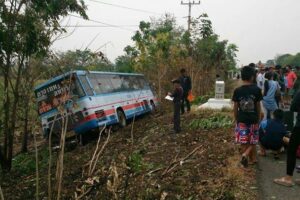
{"left": 273, "top": 53, "right": 300, "bottom": 66}
{"left": 127, "top": 149, "right": 156, "bottom": 174}
{"left": 115, "top": 14, "right": 238, "bottom": 98}
{"left": 128, "top": 150, "right": 147, "bottom": 173}
{"left": 0, "top": 0, "right": 87, "bottom": 172}
{"left": 192, "top": 95, "right": 211, "bottom": 105}
{"left": 12, "top": 148, "right": 50, "bottom": 175}
{"left": 189, "top": 113, "right": 233, "bottom": 130}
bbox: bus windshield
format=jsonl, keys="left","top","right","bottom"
{"left": 35, "top": 74, "right": 85, "bottom": 115}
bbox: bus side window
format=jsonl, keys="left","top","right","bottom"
{"left": 120, "top": 75, "right": 131, "bottom": 91}
{"left": 110, "top": 75, "right": 122, "bottom": 92}
{"left": 88, "top": 74, "right": 114, "bottom": 94}
{"left": 138, "top": 76, "right": 150, "bottom": 90}
{"left": 78, "top": 75, "right": 94, "bottom": 96}
{"left": 129, "top": 76, "right": 141, "bottom": 90}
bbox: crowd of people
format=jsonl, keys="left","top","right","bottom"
{"left": 168, "top": 64, "right": 300, "bottom": 186}
{"left": 233, "top": 64, "right": 300, "bottom": 187}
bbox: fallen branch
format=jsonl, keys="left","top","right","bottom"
{"left": 146, "top": 167, "right": 164, "bottom": 176}
{"left": 130, "top": 115, "right": 136, "bottom": 148}
{"left": 88, "top": 125, "right": 106, "bottom": 176}
{"left": 56, "top": 112, "right": 69, "bottom": 200}
{"left": 161, "top": 145, "right": 204, "bottom": 177}
{"left": 48, "top": 114, "right": 59, "bottom": 200}
{"left": 75, "top": 187, "right": 93, "bottom": 200}
{"left": 33, "top": 131, "right": 39, "bottom": 200}
{"left": 90, "top": 128, "right": 111, "bottom": 176}
{"left": 162, "top": 152, "right": 179, "bottom": 175}
{"left": 0, "top": 185, "right": 4, "bottom": 200}
{"left": 107, "top": 161, "right": 120, "bottom": 200}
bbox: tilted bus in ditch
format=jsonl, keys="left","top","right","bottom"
{"left": 34, "top": 71, "right": 158, "bottom": 138}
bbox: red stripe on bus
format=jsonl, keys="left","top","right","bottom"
{"left": 78, "top": 102, "right": 147, "bottom": 126}
{"left": 86, "top": 95, "right": 154, "bottom": 111}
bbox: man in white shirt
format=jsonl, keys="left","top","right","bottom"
{"left": 257, "top": 67, "right": 265, "bottom": 90}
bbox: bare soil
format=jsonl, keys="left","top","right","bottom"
{"left": 1, "top": 108, "right": 257, "bottom": 200}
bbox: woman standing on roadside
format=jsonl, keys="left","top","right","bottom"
{"left": 274, "top": 91, "right": 300, "bottom": 187}
{"left": 262, "top": 72, "right": 279, "bottom": 119}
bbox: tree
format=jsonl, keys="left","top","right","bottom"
{"left": 275, "top": 54, "right": 293, "bottom": 66}
{"left": 115, "top": 55, "right": 135, "bottom": 73}
{"left": 129, "top": 14, "right": 188, "bottom": 98}
{"left": 122, "top": 14, "right": 238, "bottom": 98}
{"left": 274, "top": 53, "right": 300, "bottom": 67}
{"left": 0, "top": 0, "right": 87, "bottom": 173}
{"left": 189, "top": 14, "right": 238, "bottom": 94}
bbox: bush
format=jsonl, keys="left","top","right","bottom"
{"left": 189, "top": 113, "right": 233, "bottom": 130}
{"left": 192, "top": 95, "right": 210, "bottom": 105}
{"left": 12, "top": 148, "right": 49, "bottom": 175}
{"left": 128, "top": 151, "right": 144, "bottom": 173}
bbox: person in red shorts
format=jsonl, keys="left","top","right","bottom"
{"left": 232, "top": 66, "right": 263, "bottom": 167}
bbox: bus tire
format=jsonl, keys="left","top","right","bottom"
{"left": 150, "top": 101, "right": 156, "bottom": 113}
{"left": 78, "top": 134, "right": 86, "bottom": 146}
{"left": 117, "top": 109, "right": 127, "bottom": 128}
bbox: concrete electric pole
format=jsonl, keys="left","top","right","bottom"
{"left": 181, "top": 0, "right": 201, "bottom": 32}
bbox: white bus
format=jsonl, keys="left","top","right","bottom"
{"left": 35, "top": 71, "right": 158, "bottom": 137}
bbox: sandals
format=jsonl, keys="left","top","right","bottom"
{"left": 240, "top": 156, "right": 248, "bottom": 168}
{"left": 274, "top": 178, "right": 295, "bottom": 187}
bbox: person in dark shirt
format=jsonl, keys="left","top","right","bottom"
{"left": 168, "top": 79, "right": 183, "bottom": 133}
{"left": 258, "top": 109, "right": 287, "bottom": 158}
{"left": 232, "top": 66, "right": 263, "bottom": 167}
{"left": 274, "top": 91, "right": 300, "bottom": 187}
{"left": 179, "top": 68, "right": 192, "bottom": 114}
{"left": 249, "top": 63, "right": 257, "bottom": 84}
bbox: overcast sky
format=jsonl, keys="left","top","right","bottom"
{"left": 52, "top": 0, "right": 300, "bottom": 66}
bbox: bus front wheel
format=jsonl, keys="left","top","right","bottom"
{"left": 117, "top": 110, "right": 127, "bottom": 128}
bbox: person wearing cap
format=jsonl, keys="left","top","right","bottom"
{"left": 168, "top": 79, "right": 183, "bottom": 133}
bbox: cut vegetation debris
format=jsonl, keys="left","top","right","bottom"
{"left": 1, "top": 109, "right": 256, "bottom": 199}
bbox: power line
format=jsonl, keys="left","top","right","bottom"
{"left": 60, "top": 25, "right": 138, "bottom": 28}
{"left": 88, "top": 0, "right": 162, "bottom": 15}
{"left": 181, "top": 0, "right": 201, "bottom": 32}
{"left": 68, "top": 14, "right": 135, "bottom": 32}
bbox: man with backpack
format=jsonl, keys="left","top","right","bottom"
{"left": 179, "top": 68, "right": 192, "bottom": 114}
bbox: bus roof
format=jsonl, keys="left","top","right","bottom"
{"left": 34, "top": 70, "right": 144, "bottom": 91}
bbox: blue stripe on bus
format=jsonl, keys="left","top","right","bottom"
{"left": 74, "top": 119, "right": 99, "bottom": 134}
{"left": 124, "top": 106, "right": 151, "bottom": 119}
{"left": 74, "top": 118, "right": 118, "bottom": 134}
{"left": 74, "top": 105, "right": 151, "bottom": 134}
